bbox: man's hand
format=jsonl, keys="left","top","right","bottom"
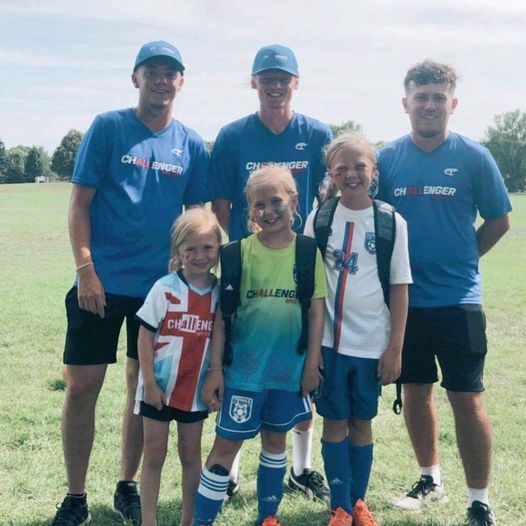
{"left": 77, "top": 265, "right": 106, "bottom": 318}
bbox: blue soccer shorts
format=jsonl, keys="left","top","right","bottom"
{"left": 216, "top": 386, "right": 312, "bottom": 441}
{"left": 316, "top": 346, "right": 381, "bottom": 421}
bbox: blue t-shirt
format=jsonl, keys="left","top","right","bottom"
{"left": 73, "top": 108, "right": 210, "bottom": 297}
{"left": 211, "top": 112, "right": 333, "bottom": 240}
{"left": 377, "top": 133, "right": 512, "bottom": 307}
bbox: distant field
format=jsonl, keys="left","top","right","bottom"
{"left": 0, "top": 183, "right": 524, "bottom": 525}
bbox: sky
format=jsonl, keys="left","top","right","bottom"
{"left": 1, "top": 0, "right": 525, "bottom": 154}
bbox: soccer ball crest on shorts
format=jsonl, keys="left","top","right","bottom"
{"left": 229, "top": 395, "right": 253, "bottom": 423}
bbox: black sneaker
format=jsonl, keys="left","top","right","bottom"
{"left": 223, "top": 479, "right": 240, "bottom": 504}
{"left": 51, "top": 495, "right": 91, "bottom": 526}
{"left": 113, "top": 481, "right": 141, "bottom": 524}
{"left": 394, "top": 475, "right": 448, "bottom": 511}
{"left": 466, "top": 501, "right": 497, "bottom": 526}
{"left": 288, "top": 468, "right": 330, "bottom": 506}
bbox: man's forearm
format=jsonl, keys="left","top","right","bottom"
{"left": 477, "top": 214, "right": 510, "bottom": 257}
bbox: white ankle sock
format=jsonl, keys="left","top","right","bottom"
{"left": 420, "top": 465, "right": 441, "bottom": 486}
{"left": 468, "top": 487, "right": 489, "bottom": 506}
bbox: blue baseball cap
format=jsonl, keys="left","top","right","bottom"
{"left": 251, "top": 44, "right": 299, "bottom": 76}
{"left": 133, "top": 40, "right": 185, "bottom": 72}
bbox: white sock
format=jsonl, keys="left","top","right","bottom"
{"left": 420, "top": 465, "right": 441, "bottom": 486}
{"left": 229, "top": 449, "right": 241, "bottom": 484}
{"left": 468, "top": 487, "right": 489, "bottom": 506}
{"left": 292, "top": 427, "right": 313, "bottom": 475}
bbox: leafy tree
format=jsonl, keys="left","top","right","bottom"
{"left": 330, "top": 120, "right": 363, "bottom": 137}
{"left": 483, "top": 109, "right": 526, "bottom": 192}
{"left": 25, "top": 146, "right": 51, "bottom": 182}
{"left": 52, "top": 129, "right": 83, "bottom": 180}
{"left": 0, "top": 139, "right": 7, "bottom": 184}
{"left": 5, "top": 146, "right": 29, "bottom": 184}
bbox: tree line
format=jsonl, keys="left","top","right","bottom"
{"left": 1, "top": 110, "right": 525, "bottom": 191}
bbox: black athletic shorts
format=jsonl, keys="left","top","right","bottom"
{"left": 399, "top": 304, "right": 488, "bottom": 392}
{"left": 139, "top": 402, "right": 208, "bottom": 423}
{"left": 63, "top": 286, "right": 144, "bottom": 365}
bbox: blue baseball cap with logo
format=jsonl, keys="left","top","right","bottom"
{"left": 134, "top": 40, "right": 185, "bottom": 72}
{"left": 251, "top": 44, "right": 299, "bottom": 76}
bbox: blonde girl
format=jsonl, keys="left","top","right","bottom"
{"left": 304, "top": 133, "right": 412, "bottom": 526}
{"left": 135, "top": 208, "right": 221, "bottom": 526}
{"left": 193, "top": 166, "right": 327, "bottom": 526}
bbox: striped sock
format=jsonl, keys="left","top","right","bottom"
{"left": 193, "top": 465, "right": 229, "bottom": 526}
{"left": 257, "top": 449, "right": 287, "bottom": 523}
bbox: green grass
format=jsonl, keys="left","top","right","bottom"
{"left": 0, "top": 184, "right": 524, "bottom": 525}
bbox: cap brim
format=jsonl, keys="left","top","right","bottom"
{"left": 134, "top": 55, "right": 185, "bottom": 72}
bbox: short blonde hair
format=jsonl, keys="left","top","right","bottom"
{"left": 169, "top": 207, "right": 222, "bottom": 272}
{"left": 320, "top": 133, "right": 377, "bottom": 202}
{"left": 245, "top": 165, "right": 299, "bottom": 233}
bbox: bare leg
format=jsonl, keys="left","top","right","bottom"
{"left": 348, "top": 418, "right": 373, "bottom": 446}
{"left": 260, "top": 429, "right": 287, "bottom": 454}
{"left": 205, "top": 436, "right": 244, "bottom": 471}
{"left": 119, "top": 357, "right": 143, "bottom": 481}
{"left": 403, "top": 383, "right": 439, "bottom": 467}
{"left": 177, "top": 420, "right": 205, "bottom": 526}
{"left": 447, "top": 391, "right": 492, "bottom": 489}
{"left": 62, "top": 364, "right": 107, "bottom": 493}
{"left": 140, "top": 418, "right": 169, "bottom": 526}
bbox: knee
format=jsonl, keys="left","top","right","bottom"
{"left": 323, "top": 419, "right": 348, "bottom": 442}
{"left": 295, "top": 419, "right": 313, "bottom": 432}
{"left": 66, "top": 371, "right": 103, "bottom": 402}
{"left": 348, "top": 419, "right": 372, "bottom": 444}
{"left": 449, "top": 392, "right": 487, "bottom": 416}
{"left": 178, "top": 441, "right": 201, "bottom": 467}
{"left": 143, "top": 445, "right": 167, "bottom": 471}
{"left": 261, "top": 433, "right": 286, "bottom": 453}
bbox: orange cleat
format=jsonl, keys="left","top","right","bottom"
{"left": 352, "top": 499, "right": 377, "bottom": 526}
{"left": 328, "top": 506, "right": 353, "bottom": 526}
{"left": 261, "top": 516, "right": 281, "bottom": 526}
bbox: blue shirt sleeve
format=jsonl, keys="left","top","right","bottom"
{"left": 183, "top": 134, "right": 212, "bottom": 205}
{"left": 474, "top": 147, "right": 512, "bottom": 219}
{"left": 210, "top": 126, "right": 240, "bottom": 201}
{"left": 72, "top": 114, "right": 112, "bottom": 188}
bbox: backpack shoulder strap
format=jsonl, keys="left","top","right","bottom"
{"left": 313, "top": 196, "right": 340, "bottom": 259}
{"left": 219, "top": 240, "right": 242, "bottom": 366}
{"left": 373, "top": 199, "right": 396, "bottom": 305}
{"left": 373, "top": 200, "right": 403, "bottom": 415}
{"left": 295, "top": 234, "right": 318, "bottom": 354}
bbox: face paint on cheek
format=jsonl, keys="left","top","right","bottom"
{"left": 257, "top": 209, "right": 265, "bottom": 218}
{"left": 274, "top": 202, "right": 289, "bottom": 215}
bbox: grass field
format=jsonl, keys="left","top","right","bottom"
{"left": 0, "top": 183, "right": 524, "bottom": 526}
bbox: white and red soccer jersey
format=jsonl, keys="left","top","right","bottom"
{"left": 305, "top": 203, "right": 412, "bottom": 359}
{"left": 135, "top": 271, "right": 218, "bottom": 412}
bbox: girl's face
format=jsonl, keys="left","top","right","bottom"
{"left": 329, "top": 146, "right": 376, "bottom": 207}
{"left": 249, "top": 183, "right": 296, "bottom": 236}
{"left": 176, "top": 230, "right": 219, "bottom": 279}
